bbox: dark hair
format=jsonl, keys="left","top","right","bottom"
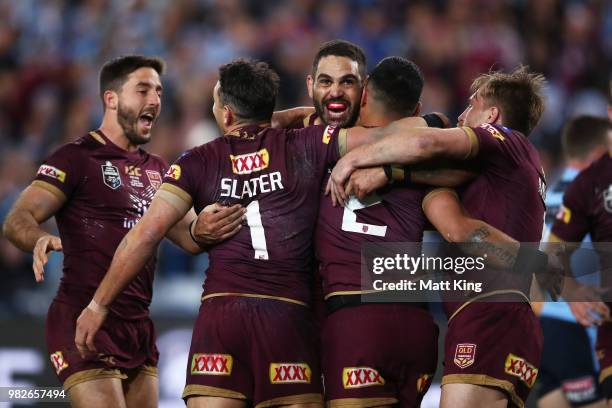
{"left": 470, "top": 66, "right": 546, "bottom": 136}
{"left": 99, "top": 55, "right": 165, "bottom": 100}
{"left": 218, "top": 59, "right": 280, "bottom": 122}
{"left": 368, "top": 57, "right": 423, "bottom": 116}
{"left": 312, "top": 39, "right": 367, "bottom": 79}
{"left": 562, "top": 115, "right": 610, "bottom": 160}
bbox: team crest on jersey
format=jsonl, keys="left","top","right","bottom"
{"left": 342, "top": 367, "right": 385, "bottom": 388}
{"left": 49, "top": 351, "right": 68, "bottom": 375}
{"left": 37, "top": 164, "right": 66, "bottom": 183}
{"left": 479, "top": 123, "right": 505, "bottom": 141}
{"left": 322, "top": 125, "right": 336, "bottom": 144}
{"left": 504, "top": 353, "right": 538, "bottom": 388}
{"left": 190, "top": 353, "right": 232, "bottom": 375}
{"left": 556, "top": 205, "right": 572, "bottom": 224}
{"left": 165, "top": 164, "right": 181, "bottom": 181}
{"left": 145, "top": 170, "right": 162, "bottom": 190}
{"left": 269, "top": 363, "right": 311, "bottom": 384}
{"left": 101, "top": 161, "right": 121, "bottom": 189}
{"left": 604, "top": 185, "right": 612, "bottom": 214}
{"left": 453, "top": 343, "right": 476, "bottom": 369}
{"left": 230, "top": 149, "right": 269, "bottom": 175}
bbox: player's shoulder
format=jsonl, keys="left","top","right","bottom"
{"left": 141, "top": 150, "right": 168, "bottom": 168}
{"left": 574, "top": 153, "right": 610, "bottom": 185}
{"left": 45, "top": 131, "right": 103, "bottom": 159}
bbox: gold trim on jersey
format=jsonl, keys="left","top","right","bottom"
{"left": 182, "top": 384, "right": 246, "bottom": 400}
{"left": 442, "top": 374, "right": 524, "bottom": 408}
{"left": 89, "top": 131, "right": 106, "bottom": 145}
{"left": 447, "top": 290, "right": 531, "bottom": 324}
{"left": 421, "top": 188, "right": 457, "bottom": 211}
{"left": 324, "top": 290, "right": 378, "bottom": 300}
{"left": 31, "top": 180, "right": 67, "bottom": 202}
{"left": 600, "top": 365, "right": 612, "bottom": 383}
{"left": 159, "top": 183, "right": 192, "bottom": 205}
{"left": 139, "top": 365, "right": 158, "bottom": 377}
{"left": 201, "top": 292, "right": 308, "bottom": 306}
{"left": 338, "top": 128, "right": 348, "bottom": 156}
{"left": 461, "top": 127, "right": 479, "bottom": 160}
{"left": 63, "top": 368, "right": 126, "bottom": 390}
{"left": 546, "top": 232, "right": 565, "bottom": 243}
{"left": 256, "top": 393, "right": 322, "bottom": 408}
{"left": 327, "top": 397, "right": 399, "bottom": 408}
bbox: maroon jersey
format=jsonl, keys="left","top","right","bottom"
{"left": 161, "top": 125, "right": 344, "bottom": 304}
{"left": 33, "top": 130, "right": 166, "bottom": 319}
{"left": 551, "top": 153, "right": 612, "bottom": 288}
{"left": 315, "top": 179, "right": 428, "bottom": 297}
{"left": 445, "top": 124, "right": 546, "bottom": 319}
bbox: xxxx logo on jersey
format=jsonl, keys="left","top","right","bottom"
{"left": 230, "top": 149, "right": 269, "bottom": 175}
{"left": 190, "top": 353, "right": 233, "bottom": 375}
{"left": 342, "top": 367, "right": 385, "bottom": 389}
{"left": 269, "top": 363, "right": 311, "bottom": 384}
{"left": 38, "top": 165, "right": 66, "bottom": 183}
{"left": 504, "top": 353, "right": 538, "bottom": 388}
{"left": 165, "top": 164, "right": 181, "bottom": 181}
{"left": 50, "top": 351, "right": 68, "bottom": 375}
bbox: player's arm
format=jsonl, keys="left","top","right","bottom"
{"left": 2, "top": 185, "right": 65, "bottom": 282}
{"left": 75, "top": 188, "right": 191, "bottom": 355}
{"left": 271, "top": 107, "right": 315, "bottom": 129}
{"left": 163, "top": 208, "right": 204, "bottom": 254}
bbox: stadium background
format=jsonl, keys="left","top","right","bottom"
{"left": 0, "top": 0, "right": 610, "bottom": 406}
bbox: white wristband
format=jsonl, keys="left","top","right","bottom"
{"left": 87, "top": 299, "right": 108, "bottom": 315}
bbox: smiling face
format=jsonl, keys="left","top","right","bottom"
{"left": 308, "top": 55, "right": 363, "bottom": 127}
{"left": 114, "top": 67, "right": 162, "bottom": 145}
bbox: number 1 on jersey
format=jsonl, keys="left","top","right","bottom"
{"left": 246, "top": 200, "right": 269, "bottom": 260}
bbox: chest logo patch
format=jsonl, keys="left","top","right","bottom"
{"left": 101, "top": 161, "right": 122, "bottom": 190}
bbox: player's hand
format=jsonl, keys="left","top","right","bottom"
{"left": 568, "top": 300, "right": 610, "bottom": 327}
{"left": 32, "top": 235, "right": 62, "bottom": 283}
{"left": 534, "top": 250, "right": 564, "bottom": 300}
{"left": 327, "top": 156, "right": 357, "bottom": 207}
{"left": 75, "top": 301, "right": 108, "bottom": 359}
{"left": 193, "top": 203, "right": 246, "bottom": 245}
{"left": 345, "top": 167, "right": 388, "bottom": 200}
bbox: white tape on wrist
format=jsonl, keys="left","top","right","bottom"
{"left": 87, "top": 299, "right": 108, "bottom": 315}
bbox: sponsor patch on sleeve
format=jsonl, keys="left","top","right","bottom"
{"left": 50, "top": 351, "right": 68, "bottom": 375}
{"left": 269, "top": 363, "right": 311, "bottom": 384}
{"left": 322, "top": 125, "right": 336, "bottom": 145}
{"left": 165, "top": 164, "right": 182, "bottom": 181}
{"left": 556, "top": 205, "right": 572, "bottom": 224}
{"left": 37, "top": 165, "right": 66, "bottom": 183}
{"left": 478, "top": 123, "right": 505, "bottom": 141}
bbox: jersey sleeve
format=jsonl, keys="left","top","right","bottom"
{"left": 159, "top": 149, "right": 201, "bottom": 206}
{"left": 550, "top": 173, "right": 591, "bottom": 242}
{"left": 32, "top": 144, "right": 81, "bottom": 201}
{"left": 462, "top": 123, "right": 513, "bottom": 163}
{"left": 293, "top": 124, "right": 346, "bottom": 168}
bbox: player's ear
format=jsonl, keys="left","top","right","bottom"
{"left": 487, "top": 106, "right": 501, "bottom": 124}
{"left": 412, "top": 101, "right": 422, "bottom": 116}
{"left": 104, "top": 90, "right": 118, "bottom": 111}
{"left": 361, "top": 86, "right": 368, "bottom": 108}
{"left": 223, "top": 105, "right": 233, "bottom": 127}
{"left": 306, "top": 75, "right": 314, "bottom": 99}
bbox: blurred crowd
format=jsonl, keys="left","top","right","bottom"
{"left": 0, "top": 0, "right": 610, "bottom": 316}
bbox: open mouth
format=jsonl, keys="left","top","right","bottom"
{"left": 139, "top": 112, "right": 155, "bottom": 129}
{"left": 326, "top": 101, "right": 348, "bottom": 113}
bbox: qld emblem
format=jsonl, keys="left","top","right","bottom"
{"left": 454, "top": 343, "right": 476, "bottom": 369}
{"left": 604, "top": 185, "right": 612, "bottom": 214}
{"left": 101, "top": 161, "right": 122, "bottom": 190}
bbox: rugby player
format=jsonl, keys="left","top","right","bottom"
{"left": 2, "top": 55, "right": 202, "bottom": 408}
{"left": 328, "top": 67, "right": 548, "bottom": 408}
{"left": 548, "top": 118, "right": 612, "bottom": 407}
{"left": 537, "top": 116, "right": 610, "bottom": 408}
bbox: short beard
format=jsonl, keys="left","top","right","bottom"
{"left": 117, "top": 102, "right": 148, "bottom": 145}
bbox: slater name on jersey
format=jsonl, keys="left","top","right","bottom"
{"left": 220, "top": 171, "right": 284, "bottom": 200}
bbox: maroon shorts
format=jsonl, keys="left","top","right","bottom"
{"left": 45, "top": 300, "right": 158, "bottom": 390}
{"left": 322, "top": 303, "right": 438, "bottom": 407}
{"left": 183, "top": 296, "right": 322, "bottom": 407}
{"left": 442, "top": 302, "right": 543, "bottom": 408}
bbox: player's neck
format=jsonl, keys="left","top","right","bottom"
{"left": 98, "top": 120, "right": 139, "bottom": 152}
{"left": 224, "top": 120, "right": 270, "bottom": 135}
{"left": 359, "top": 109, "right": 404, "bottom": 127}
